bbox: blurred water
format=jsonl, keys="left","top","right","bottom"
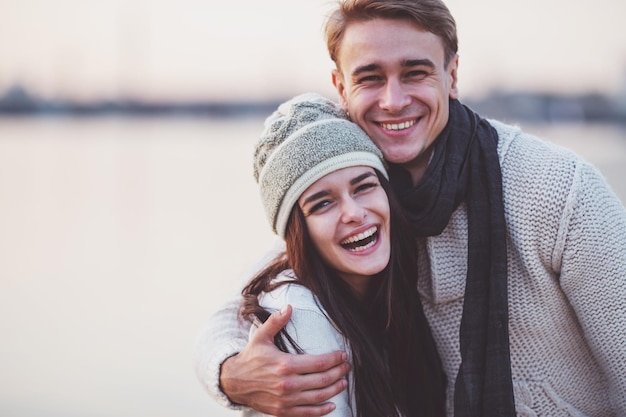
{"left": 0, "top": 117, "right": 624, "bottom": 417}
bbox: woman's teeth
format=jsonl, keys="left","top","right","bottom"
{"left": 341, "top": 227, "right": 378, "bottom": 252}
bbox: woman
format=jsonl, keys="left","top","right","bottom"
{"left": 242, "top": 93, "right": 445, "bottom": 417}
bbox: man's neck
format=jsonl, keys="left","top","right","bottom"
{"left": 403, "top": 146, "right": 435, "bottom": 186}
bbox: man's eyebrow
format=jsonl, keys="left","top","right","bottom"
{"left": 351, "top": 63, "right": 381, "bottom": 78}
{"left": 351, "top": 59, "right": 435, "bottom": 78}
{"left": 403, "top": 58, "right": 435, "bottom": 68}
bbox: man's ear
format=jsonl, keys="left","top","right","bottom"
{"left": 448, "top": 54, "right": 459, "bottom": 99}
{"left": 331, "top": 69, "right": 349, "bottom": 111}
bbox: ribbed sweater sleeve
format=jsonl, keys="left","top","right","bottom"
{"left": 194, "top": 294, "right": 250, "bottom": 410}
{"left": 491, "top": 120, "right": 626, "bottom": 415}
{"left": 556, "top": 160, "right": 626, "bottom": 413}
{"left": 194, "top": 239, "right": 286, "bottom": 410}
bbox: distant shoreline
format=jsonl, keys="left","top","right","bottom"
{"left": 1, "top": 85, "right": 625, "bottom": 126}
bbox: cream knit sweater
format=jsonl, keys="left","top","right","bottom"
{"left": 195, "top": 121, "right": 626, "bottom": 416}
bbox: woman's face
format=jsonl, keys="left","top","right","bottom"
{"left": 298, "top": 166, "right": 391, "bottom": 297}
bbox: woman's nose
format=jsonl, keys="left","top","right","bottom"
{"left": 340, "top": 198, "right": 367, "bottom": 223}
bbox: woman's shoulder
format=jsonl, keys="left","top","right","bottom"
{"left": 259, "top": 270, "right": 323, "bottom": 314}
{"left": 258, "top": 271, "right": 344, "bottom": 347}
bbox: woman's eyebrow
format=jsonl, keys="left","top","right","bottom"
{"left": 350, "top": 171, "right": 376, "bottom": 185}
{"left": 301, "top": 189, "right": 330, "bottom": 207}
{"left": 301, "top": 171, "right": 376, "bottom": 206}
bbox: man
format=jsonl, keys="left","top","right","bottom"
{"left": 196, "top": 1, "right": 626, "bottom": 416}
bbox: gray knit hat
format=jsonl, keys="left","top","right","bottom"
{"left": 253, "top": 92, "right": 388, "bottom": 238}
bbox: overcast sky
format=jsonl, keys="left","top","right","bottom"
{"left": 1, "top": 0, "right": 625, "bottom": 102}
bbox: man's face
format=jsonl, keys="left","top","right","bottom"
{"left": 332, "top": 18, "right": 458, "bottom": 183}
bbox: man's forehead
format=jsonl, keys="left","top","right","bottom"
{"left": 337, "top": 19, "right": 445, "bottom": 73}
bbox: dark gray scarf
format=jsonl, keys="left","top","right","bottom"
{"left": 389, "top": 99, "right": 515, "bottom": 416}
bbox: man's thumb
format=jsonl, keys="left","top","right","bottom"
{"left": 255, "top": 304, "right": 292, "bottom": 341}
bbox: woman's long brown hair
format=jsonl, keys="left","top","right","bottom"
{"left": 241, "top": 173, "right": 446, "bottom": 417}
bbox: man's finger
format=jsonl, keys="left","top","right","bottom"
{"left": 299, "top": 377, "right": 349, "bottom": 407}
{"left": 274, "top": 402, "right": 338, "bottom": 417}
{"left": 291, "top": 360, "right": 351, "bottom": 391}
{"left": 268, "top": 378, "right": 348, "bottom": 417}
{"left": 289, "top": 350, "right": 349, "bottom": 375}
{"left": 251, "top": 304, "right": 293, "bottom": 342}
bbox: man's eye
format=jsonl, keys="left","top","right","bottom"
{"left": 407, "top": 70, "right": 428, "bottom": 78}
{"left": 357, "top": 75, "right": 381, "bottom": 84}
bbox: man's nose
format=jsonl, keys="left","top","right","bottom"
{"left": 379, "top": 77, "right": 411, "bottom": 112}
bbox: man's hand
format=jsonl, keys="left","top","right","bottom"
{"left": 220, "top": 305, "right": 351, "bottom": 417}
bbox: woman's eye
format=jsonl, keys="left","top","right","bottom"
{"left": 355, "top": 182, "right": 377, "bottom": 193}
{"left": 309, "top": 200, "right": 331, "bottom": 214}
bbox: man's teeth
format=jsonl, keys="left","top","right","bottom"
{"left": 341, "top": 227, "right": 377, "bottom": 245}
{"left": 380, "top": 120, "right": 415, "bottom": 131}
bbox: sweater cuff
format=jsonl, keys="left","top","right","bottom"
{"left": 205, "top": 339, "right": 249, "bottom": 410}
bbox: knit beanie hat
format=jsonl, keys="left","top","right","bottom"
{"left": 253, "top": 92, "right": 388, "bottom": 238}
